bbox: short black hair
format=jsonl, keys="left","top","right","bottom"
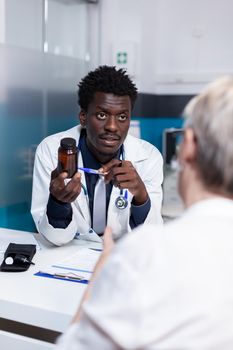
{"left": 78, "top": 65, "right": 138, "bottom": 111}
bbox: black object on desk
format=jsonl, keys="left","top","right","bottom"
{"left": 0, "top": 243, "right": 36, "bottom": 272}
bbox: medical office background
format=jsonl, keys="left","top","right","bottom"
{"left": 0, "top": 0, "right": 233, "bottom": 232}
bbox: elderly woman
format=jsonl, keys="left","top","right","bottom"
{"left": 57, "top": 77, "right": 233, "bottom": 350}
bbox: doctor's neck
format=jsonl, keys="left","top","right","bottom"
{"left": 86, "top": 142, "right": 120, "bottom": 164}
{"left": 96, "top": 151, "right": 119, "bottom": 164}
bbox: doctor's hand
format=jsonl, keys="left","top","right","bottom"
{"left": 100, "top": 159, "right": 149, "bottom": 205}
{"left": 49, "top": 169, "right": 82, "bottom": 203}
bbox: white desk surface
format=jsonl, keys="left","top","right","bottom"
{"left": 0, "top": 228, "right": 102, "bottom": 333}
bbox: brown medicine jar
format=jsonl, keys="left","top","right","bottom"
{"left": 58, "top": 137, "right": 78, "bottom": 178}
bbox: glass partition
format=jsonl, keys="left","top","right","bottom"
{"left": 3, "top": 0, "right": 43, "bottom": 50}
{"left": 0, "top": 0, "right": 98, "bottom": 231}
{"left": 45, "top": 0, "right": 89, "bottom": 59}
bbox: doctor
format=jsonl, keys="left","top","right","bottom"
{"left": 31, "top": 66, "right": 163, "bottom": 246}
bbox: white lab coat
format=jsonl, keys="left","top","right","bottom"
{"left": 31, "top": 125, "right": 163, "bottom": 245}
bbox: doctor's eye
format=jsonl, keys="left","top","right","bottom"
{"left": 96, "top": 112, "right": 107, "bottom": 120}
{"left": 117, "top": 114, "right": 128, "bottom": 122}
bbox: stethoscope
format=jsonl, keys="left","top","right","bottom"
{"left": 114, "top": 149, "right": 128, "bottom": 210}
{"left": 115, "top": 187, "right": 128, "bottom": 210}
{"left": 78, "top": 136, "right": 128, "bottom": 210}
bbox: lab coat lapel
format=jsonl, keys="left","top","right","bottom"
{"left": 123, "top": 134, "right": 149, "bottom": 163}
{"left": 107, "top": 185, "right": 133, "bottom": 239}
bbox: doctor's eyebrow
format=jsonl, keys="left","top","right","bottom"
{"left": 95, "top": 106, "right": 130, "bottom": 114}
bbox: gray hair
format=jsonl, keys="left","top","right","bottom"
{"left": 183, "top": 76, "right": 233, "bottom": 195}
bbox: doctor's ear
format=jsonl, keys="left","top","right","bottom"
{"left": 79, "top": 111, "right": 87, "bottom": 127}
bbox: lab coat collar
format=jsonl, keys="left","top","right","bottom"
{"left": 124, "top": 133, "right": 150, "bottom": 162}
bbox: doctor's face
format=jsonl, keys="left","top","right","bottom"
{"left": 79, "top": 92, "right": 131, "bottom": 163}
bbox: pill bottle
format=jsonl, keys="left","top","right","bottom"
{"left": 58, "top": 137, "right": 77, "bottom": 178}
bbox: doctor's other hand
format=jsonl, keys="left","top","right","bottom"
{"left": 49, "top": 169, "right": 82, "bottom": 203}
{"left": 90, "top": 227, "right": 115, "bottom": 281}
{"left": 71, "top": 226, "right": 115, "bottom": 324}
{"left": 103, "top": 226, "right": 115, "bottom": 255}
{"left": 100, "top": 160, "right": 149, "bottom": 205}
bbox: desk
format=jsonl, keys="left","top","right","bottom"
{"left": 0, "top": 228, "right": 102, "bottom": 350}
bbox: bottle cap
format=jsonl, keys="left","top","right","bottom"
{"left": 60, "top": 138, "right": 76, "bottom": 150}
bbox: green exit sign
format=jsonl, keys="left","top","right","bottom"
{"left": 117, "top": 52, "right": 127, "bottom": 64}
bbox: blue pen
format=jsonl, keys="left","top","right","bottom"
{"left": 89, "top": 248, "right": 103, "bottom": 252}
{"left": 78, "top": 167, "right": 107, "bottom": 176}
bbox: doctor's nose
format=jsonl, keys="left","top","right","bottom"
{"left": 104, "top": 116, "right": 118, "bottom": 132}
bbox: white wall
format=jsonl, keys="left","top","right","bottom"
{"left": 99, "top": 0, "right": 142, "bottom": 88}
{"left": 99, "top": 0, "right": 233, "bottom": 94}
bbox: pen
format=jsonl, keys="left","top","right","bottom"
{"left": 38, "top": 271, "right": 86, "bottom": 281}
{"left": 54, "top": 273, "right": 85, "bottom": 281}
{"left": 89, "top": 248, "right": 103, "bottom": 252}
{"left": 78, "top": 167, "right": 108, "bottom": 176}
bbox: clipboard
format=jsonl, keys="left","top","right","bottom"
{"left": 34, "top": 271, "right": 89, "bottom": 284}
{"left": 34, "top": 247, "right": 100, "bottom": 284}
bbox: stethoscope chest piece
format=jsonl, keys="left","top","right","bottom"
{"left": 115, "top": 195, "right": 128, "bottom": 210}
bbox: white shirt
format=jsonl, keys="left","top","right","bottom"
{"left": 31, "top": 125, "right": 163, "bottom": 245}
{"left": 56, "top": 198, "right": 233, "bottom": 349}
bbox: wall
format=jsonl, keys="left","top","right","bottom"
{"left": 99, "top": 0, "right": 233, "bottom": 94}
{"left": 98, "top": 0, "right": 233, "bottom": 162}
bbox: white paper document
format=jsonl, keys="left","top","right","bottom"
{"left": 53, "top": 247, "right": 101, "bottom": 273}
{"left": 37, "top": 247, "right": 101, "bottom": 282}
